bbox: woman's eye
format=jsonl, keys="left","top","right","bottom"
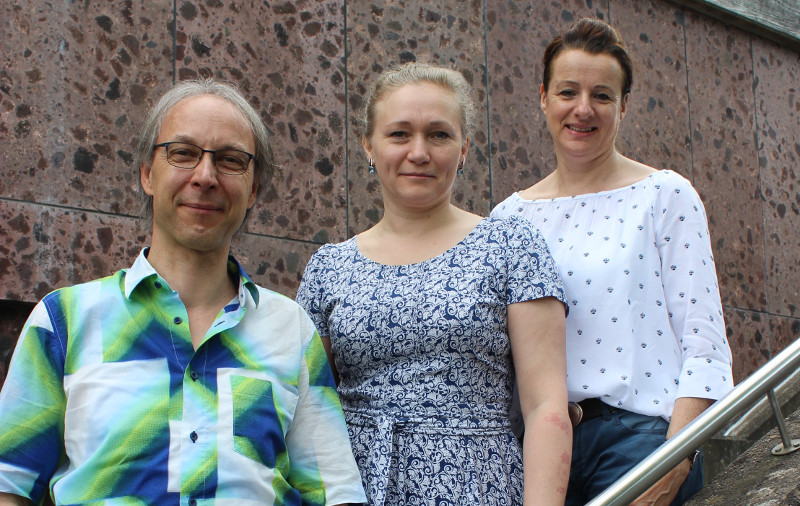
{"left": 389, "top": 131, "right": 407, "bottom": 138}
{"left": 558, "top": 89, "right": 576, "bottom": 97}
{"left": 595, "top": 93, "right": 612, "bottom": 101}
{"left": 432, "top": 131, "right": 450, "bottom": 140}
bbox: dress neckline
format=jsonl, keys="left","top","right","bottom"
{"left": 350, "top": 217, "right": 491, "bottom": 268}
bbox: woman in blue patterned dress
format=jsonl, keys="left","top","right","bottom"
{"left": 296, "top": 62, "right": 571, "bottom": 505}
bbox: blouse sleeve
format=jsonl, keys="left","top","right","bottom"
{"left": 498, "top": 216, "right": 568, "bottom": 310}
{"left": 295, "top": 246, "right": 332, "bottom": 338}
{"left": 654, "top": 174, "right": 733, "bottom": 400}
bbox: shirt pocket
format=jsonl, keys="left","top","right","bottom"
{"left": 230, "top": 375, "right": 295, "bottom": 468}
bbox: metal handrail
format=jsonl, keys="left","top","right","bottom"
{"left": 588, "top": 335, "right": 800, "bottom": 505}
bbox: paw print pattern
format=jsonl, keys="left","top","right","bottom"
{"left": 491, "top": 169, "right": 731, "bottom": 420}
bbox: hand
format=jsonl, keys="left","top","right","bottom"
{"left": 630, "top": 459, "right": 690, "bottom": 506}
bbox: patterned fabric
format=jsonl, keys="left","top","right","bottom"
{"left": 0, "top": 249, "right": 366, "bottom": 506}
{"left": 492, "top": 170, "right": 733, "bottom": 420}
{"left": 296, "top": 217, "right": 566, "bottom": 505}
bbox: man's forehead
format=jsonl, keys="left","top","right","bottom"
{"left": 158, "top": 94, "right": 254, "bottom": 146}
{"left": 164, "top": 95, "right": 242, "bottom": 122}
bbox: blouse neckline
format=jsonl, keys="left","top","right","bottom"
{"left": 513, "top": 170, "right": 668, "bottom": 204}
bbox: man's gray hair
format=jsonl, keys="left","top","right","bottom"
{"left": 134, "top": 79, "right": 275, "bottom": 219}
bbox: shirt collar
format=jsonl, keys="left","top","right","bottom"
{"left": 124, "top": 247, "right": 260, "bottom": 307}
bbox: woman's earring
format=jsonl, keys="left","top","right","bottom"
{"left": 457, "top": 160, "right": 464, "bottom": 176}
{"left": 368, "top": 159, "right": 376, "bottom": 174}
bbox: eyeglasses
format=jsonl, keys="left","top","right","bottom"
{"left": 153, "top": 142, "right": 254, "bottom": 175}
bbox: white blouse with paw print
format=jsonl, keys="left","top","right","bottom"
{"left": 492, "top": 170, "right": 733, "bottom": 420}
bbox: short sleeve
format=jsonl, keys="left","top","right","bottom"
{"left": 498, "top": 217, "right": 568, "bottom": 311}
{"left": 284, "top": 307, "right": 366, "bottom": 504}
{"left": 0, "top": 298, "right": 67, "bottom": 503}
{"left": 296, "top": 248, "right": 332, "bottom": 338}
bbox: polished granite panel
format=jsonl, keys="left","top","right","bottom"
{"left": 0, "top": 1, "right": 173, "bottom": 215}
{"left": 486, "top": 0, "right": 605, "bottom": 206}
{"left": 176, "top": 0, "right": 348, "bottom": 244}
{"left": 345, "top": 0, "right": 490, "bottom": 235}
{"left": 753, "top": 38, "right": 800, "bottom": 318}
{"left": 611, "top": 0, "right": 692, "bottom": 178}
{"left": 724, "top": 308, "right": 770, "bottom": 384}
{"left": 684, "top": 13, "right": 767, "bottom": 312}
{"left": 0, "top": 200, "right": 147, "bottom": 303}
{"left": 769, "top": 315, "right": 800, "bottom": 362}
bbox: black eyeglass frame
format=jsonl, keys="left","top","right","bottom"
{"left": 153, "top": 142, "right": 255, "bottom": 175}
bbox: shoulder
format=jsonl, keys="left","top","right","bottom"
{"left": 485, "top": 215, "right": 542, "bottom": 240}
{"left": 650, "top": 170, "right": 706, "bottom": 210}
{"left": 23, "top": 270, "right": 126, "bottom": 353}
{"left": 41, "top": 269, "right": 126, "bottom": 311}
{"left": 476, "top": 217, "right": 550, "bottom": 258}
{"left": 651, "top": 169, "right": 693, "bottom": 190}
{"left": 253, "top": 284, "right": 305, "bottom": 311}
{"left": 301, "top": 240, "right": 358, "bottom": 286}
{"left": 251, "top": 284, "right": 316, "bottom": 331}
{"left": 490, "top": 193, "right": 523, "bottom": 218}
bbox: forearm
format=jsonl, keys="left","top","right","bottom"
{"left": 0, "top": 493, "right": 31, "bottom": 506}
{"left": 667, "top": 397, "right": 714, "bottom": 439}
{"left": 522, "top": 400, "right": 572, "bottom": 505}
{"left": 631, "top": 397, "right": 714, "bottom": 505}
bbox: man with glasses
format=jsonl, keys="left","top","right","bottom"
{"left": 0, "top": 80, "right": 366, "bottom": 505}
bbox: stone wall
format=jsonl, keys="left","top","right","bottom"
{"left": 2, "top": 0, "right": 799, "bottom": 385}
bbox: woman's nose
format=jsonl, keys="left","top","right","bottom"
{"left": 407, "top": 136, "right": 431, "bottom": 164}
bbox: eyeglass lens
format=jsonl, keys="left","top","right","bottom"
{"left": 165, "top": 142, "right": 251, "bottom": 174}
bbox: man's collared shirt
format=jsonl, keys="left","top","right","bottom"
{"left": 0, "top": 249, "right": 366, "bottom": 505}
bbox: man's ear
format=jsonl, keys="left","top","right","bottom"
{"left": 140, "top": 163, "right": 154, "bottom": 196}
{"left": 247, "top": 179, "right": 258, "bottom": 209}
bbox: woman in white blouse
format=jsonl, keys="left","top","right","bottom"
{"left": 492, "top": 18, "right": 733, "bottom": 506}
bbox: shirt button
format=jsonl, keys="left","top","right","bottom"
{"left": 173, "top": 316, "right": 182, "bottom": 325}
{"left": 190, "top": 431, "right": 198, "bottom": 443}
{"left": 189, "top": 499, "right": 197, "bottom": 506}
{"left": 190, "top": 371, "right": 199, "bottom": 381}
{"left": 154, "top": 281, "right": 162, "bottom": 289}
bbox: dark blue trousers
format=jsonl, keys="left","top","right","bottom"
{"left": 566, "top": 404, "right": 703, "bottom": 505}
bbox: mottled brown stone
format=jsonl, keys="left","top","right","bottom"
{"left": 684, "top": 12, "right": 766, "bottom": 312}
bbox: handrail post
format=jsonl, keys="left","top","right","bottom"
{"left": 767, "top": 388, "right": 800, "bottom": 456}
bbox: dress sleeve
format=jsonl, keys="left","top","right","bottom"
{"left": 499, "top": 217, "right": 568, "bottom": 310}
{"left": 295, "top": 248, "right": 331, "bottom": 338}
{"left": 655, "top": 174, "right": 733, "bottom": 400}
{"left": 0, "top": 299, "right": 67, "bottom": 503}
{"left": 284, "top": 307, "right": 366, "bottom": 505}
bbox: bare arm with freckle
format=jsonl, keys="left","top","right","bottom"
{"left": 508, "top": 298, "right": 571, "bottom": 505}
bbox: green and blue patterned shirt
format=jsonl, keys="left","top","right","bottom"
{"left": 0, "top": 249, "right": 366, "bottom": 505}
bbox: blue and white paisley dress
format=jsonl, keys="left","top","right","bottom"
{"left": 296, "top": 217, "right": 566, "bottom": 505}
